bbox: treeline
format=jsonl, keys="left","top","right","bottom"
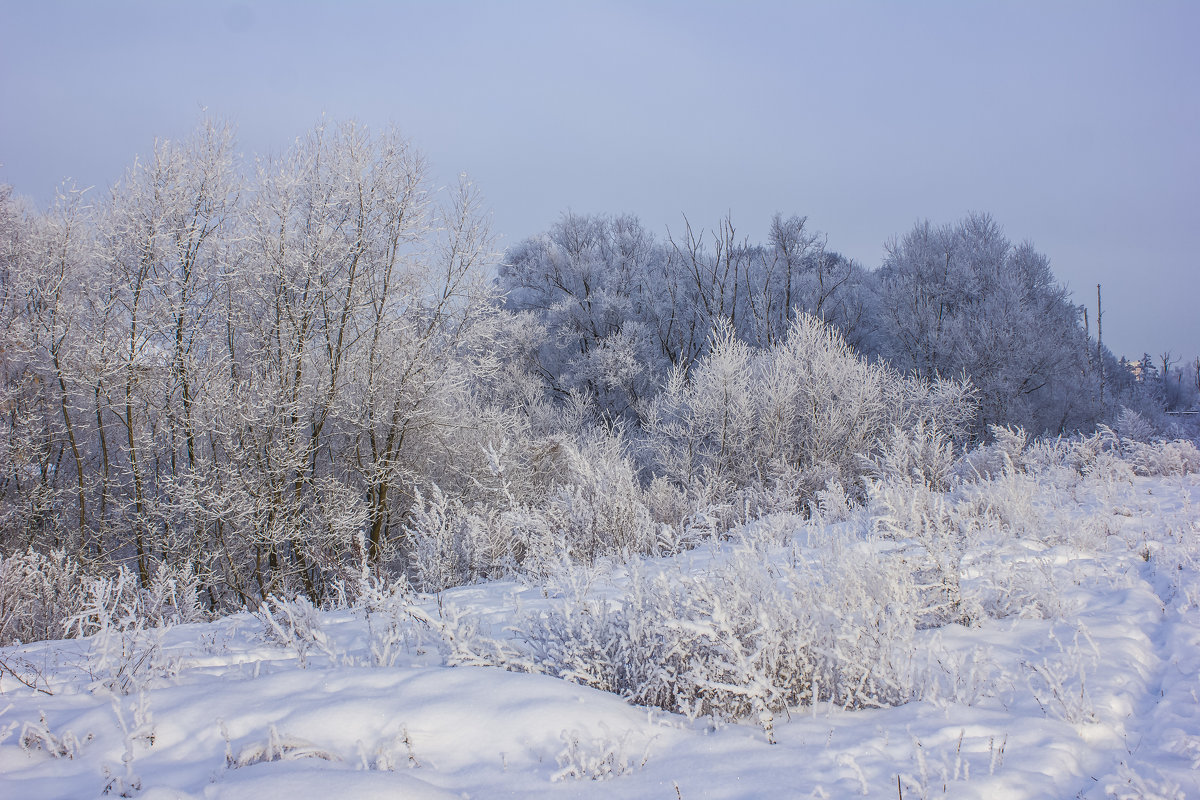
{"left": 499, "top": 211, "right": 1151, "bottom": 435}
{"left": 0, "top": 121, "right": 1178, "bottom": 609}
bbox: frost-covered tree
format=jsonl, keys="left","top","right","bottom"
{"left": 657, "top": 213, "right": 871, "bottom": 361}
{"left": 204, "top": 122, "right": 507, "bottom": 598}
{"left": 86, "top": 120, "right": 242, "bottom": 585}
{"left": 499, "top": 212, "right": 867, "bottom": 423}
{"left": 0, "top": 120, "right": 523, "bottom": 604}
{"left": 0, "top": 183, "right": 71, "bottom": 552}
{"left": 14, "top": 187, "right": 96, "bottom": 556}
{"left": 872, "top": 213, "right": 1096, "bottom": 436}
{"left": 5, "top": 125, "right": 1182, "bottom": 613}
{"left": 498, "top": 213, "right": 665, "bottom": 421}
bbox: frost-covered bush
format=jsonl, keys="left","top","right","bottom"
{"left": 353, "top": 573, "right": 443, "bottom": 668}
{"left": 643, "top": 315, "right": 975, "bottom": 506}
{"left": 540, "top": 432, "right": 657, "bottom": 563}
{"left": 140, "top": 563, "right": 206, "bottom": 628}
{"left": 552, "top": 726, "right": 652, "bottom": 782}
{"left": 870, "top": 479, "right": 967, "bottom": 625}
{"left": 956, "top": 425, "right": 1030, "bottom": 482}
{"left": 404, "top": 430, "right": 667, "bottom": 590}
{"left": 508, "top": 529, "right": 923, "bottom": 742}
{"left": 987, "top": 427, "right": 1110, "bottom": 479}
{"left": 954, "top": 469, "right": 1042, "bottom": 539}
{"left": 1084, "top": 448, "right": 1138, "bottom": 485}
{"left": 0, "top": 548, "right": 85, "bottom": 645}
{"left": 642, "top": 475, "right": 692, "bottom": 528}
{"left": 405, "top": 486, "right": 515, "bottom": 592}
{"left": 1115, "top": 407, "right": 1156, "bottom": 443}
{"left": 65, "top": 567, "right": 198, "bottom": 694}
{"left": 1122, "top": 438, "right": 1200, "bottom": 477}
{"left": 0, "top": 552, "right": 203, "bottom": 648}
{"left": 1005, "top": 422, "right": 1198, "bottom": 481}
{"left": 968, "top": 555, "right": 1078, "bottom": 621}
{"left": 983, "top": 425, "right": 1150, "bottom": 486}
{"left": 255, "top": 595, "right": 335, "bottom": 669}
{"left": 224, "top": 724, "right": 339, "bottom": 769}
{"left": 872, "top": 422, "right": 959, "bottom": 492}
{"left": 807, "top": 479, "right": 855, "bottom": 524}
{"left": 1064, "top": 428, "right": 1117, "bottom": 474}
{"left": 508, "top": 430, "right": 676, "bottom": 574}
{"left": 18, "top": 713, "right": 93, "bottom": 760}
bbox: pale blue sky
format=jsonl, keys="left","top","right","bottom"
{"left": 2, "top": 0, "right": 1197, "bottom": 360}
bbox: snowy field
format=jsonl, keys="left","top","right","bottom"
{"left": 3, "top": 451, "right": 1199, "bottom": 799}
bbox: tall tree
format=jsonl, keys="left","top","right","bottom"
{"left": 873, "top": 213, "right": 1096, "bottom": 436}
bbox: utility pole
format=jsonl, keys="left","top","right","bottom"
{"left": 1096, "top": 284, "right": 1104, "bottom": 407}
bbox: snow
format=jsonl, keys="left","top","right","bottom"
{"left": 3, "top": 473, "right": 1199, "bottom": 799}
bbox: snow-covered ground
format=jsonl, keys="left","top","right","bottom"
{"left": 3, "top": 467, "right": 1199, "bottom": 799}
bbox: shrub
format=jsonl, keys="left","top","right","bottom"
{"left": 507, "top": 527, "right": 923, "bottom": 742}
{"left": 66, "top": 566, "right": 197, "bottom": 694}
{"left": 404, "top": 431, "right": 660, "bottom": 590}
{"left": 405, "top": 485, "right": 514, "bottom": 592}
{"left": 1122, "top": 438, "right": 1200, "bottom": 477}
{"left": 957, "top": 425, "right": 1029, "bottom": 482}
{"left": 0, "top": 549, "right": 85, "bottom": 645}
{"left": 540, "top": 432, "right": 656, "bottom": 563}
{"left": 872, "top": 422, "right": 959, "bottom": 492}
{"left": 643, "top": 315, "right": 975, "bottom": 506}
{"left": 869, "top": 478, "right": 967, "bottom": 625}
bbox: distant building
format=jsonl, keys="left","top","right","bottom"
{"left": 1122, "top": 357, "right": 1146, "bottom": 383}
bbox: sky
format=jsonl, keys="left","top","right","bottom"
{"left": 1, "top": 0, "right": 1197, "bottom": 361}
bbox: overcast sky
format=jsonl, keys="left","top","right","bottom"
{"left": 2, "top": 0, "right": 1197, "bottom": 361}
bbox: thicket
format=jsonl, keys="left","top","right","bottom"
{"left": 431, "top": 430, "right": 1200, "bottom": 740}
{"left": 10, "top": 427, "right": 1192, "bottom": 750}
{"left": 0, "top": 120, "right": 1192, "bottom": 625}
